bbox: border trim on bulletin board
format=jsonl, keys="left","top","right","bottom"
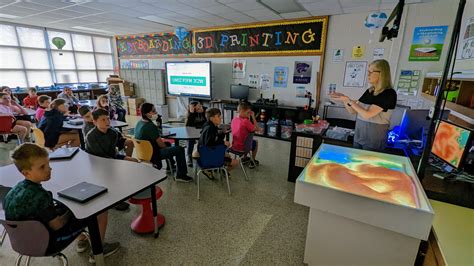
{"left": 192, "top": 16, "right": 328, "bottom": 56}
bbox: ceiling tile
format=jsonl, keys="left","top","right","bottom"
{"left": 201, "top": 4, "right": 236, "bottom": 15}
{"left": 225, "top": 1, "right": 265, "bottom": 12}
{"left": 301, "top": 1, "right": 341, "bottom": 11}
{"left": 280, "top": 11, "right": 311, "bottom": 19}
{"left": 178, "top": 0, "right": 219, "bottom": 8}
{"left": 339, "top": 0, "right": 379, "bottom": 9}
{"left": 26, "top": 0, "right": 74, "bottom": 8}
{"left": 245, "top": 8, "right": 278, "bottom": 18}
{"left": 11, "top": 2, "right": 56, "bottom": 12}
{"left": 64, "top": 5, "right": 104, "bottom": 14}
{"left": 175, "top": 9, "right": 210, "bottom": 17}
{"left": 309, "top": 7, "right": 343, "bottom": 16}
{"left": 342, "top": 6, "right": 378, "bottom": 14}
{"left": 230, "top": 16, "right": 257, "bottom": 23}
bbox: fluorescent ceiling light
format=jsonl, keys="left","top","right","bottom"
{"left": 138, "top": 15, "right": 183, "bottom": 27}
{"left": 0, "top": 13, "right": 20, "bottom": 19}
{"left": 72, "top": 26, "right": 114, "bottom": 34}
{"left": 257, "top": 0, "right": 305, "bottom": 14}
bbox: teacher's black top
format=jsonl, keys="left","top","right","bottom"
{"left": 358, "top": 88, "right": 397, "bottom": 112}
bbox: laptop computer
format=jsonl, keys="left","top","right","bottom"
{"left": 67, "top": 118, "right": 83, "bottom": 125}
{"left": 58, "top": 182, "right": 108, "bottom": 203}
{"left": 49, "top": 147, "right": 79, "bottom": 160}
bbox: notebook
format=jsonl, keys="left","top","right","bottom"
{"left": 58, "top": 182, "right": 108, "bottom": 203}
{"left": 49, "top": 147, "right": 79, "bottom": 160}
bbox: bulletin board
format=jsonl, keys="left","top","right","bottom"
{"left": 115, "top": 16, "right": 328, "bottom": 108}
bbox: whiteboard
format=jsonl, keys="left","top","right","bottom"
{"left": 121, "top": 56, "right": 320, "bottom": 106}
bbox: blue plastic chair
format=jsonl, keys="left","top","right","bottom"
{"left": 0, "top": 186, "right": 11, "bottom": 247}
{"left": 228, "top": 133, "right": 257, "bottom": 181}
{"left": 195, "top": 145, "right": 230, "bottom": 200}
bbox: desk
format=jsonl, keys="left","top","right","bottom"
{"left": 63, "top": 119, "right": 128, "bottom": 150}
{"left": 0, "top": 150, "right": 167, "bottom": 266}
{"left": 165, "top": 127, "right": 202, "bottom": 140}
{"left": 78, "top": 99, "right": 97, "bottom": 107}
{"left": 429, "top": 200, "right": 474, "bottom": 265}
{"left": 13, "top": 108, "right": 36, "bottom": 121}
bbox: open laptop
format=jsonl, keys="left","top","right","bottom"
{"left": 58, "top": 182, "right": 108, "bottom": 203}
{"left": 67, "top": 118, "right": 83, "bottom": 125}
{"left": 49, "top": 147, "right": 79, "bottom": 160}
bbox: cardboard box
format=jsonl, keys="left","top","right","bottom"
{"left": 119, "top": 81, "right": 134, "bottom": 97}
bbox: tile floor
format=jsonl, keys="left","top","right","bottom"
{"left": 0, "top": 134, "right": 309, "bottom": 265}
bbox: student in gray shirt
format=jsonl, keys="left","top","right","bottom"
{"left": 85, "top": 109, "right": 137, "bottom": 162}
{"left": 78, "top": 106, "right": 95, "bottom": 137}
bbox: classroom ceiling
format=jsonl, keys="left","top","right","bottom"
{"left": 0, "top": 0, "right": 432, "bottom": 36}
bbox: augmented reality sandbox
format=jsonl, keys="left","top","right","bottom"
{"left": 295, "top": 144, "right": 434, "bottom": 265}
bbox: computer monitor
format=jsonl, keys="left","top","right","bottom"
{"left": 399, "top": 109, "right": 451, "bottom": 139}
{"left": 230, "top": 84, "right": 249, "bottom": 101}
{"left": 431, "top": 120, "right": 472, "bottom": 170}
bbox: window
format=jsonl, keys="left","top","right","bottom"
{"left": 17, "top": 27, "right": 46, "bottom": 48}
{"left": 0, "top": 23, "right": 114, "bottom": 88}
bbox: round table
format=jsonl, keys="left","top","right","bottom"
{"left": 164, "top": 127, "right": 202, "bottom": 140}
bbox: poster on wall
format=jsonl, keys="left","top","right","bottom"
{"left": 373, "top": 48, "right": 385, "bottom": 60}
{"left": 409, "top": 25, "right": 448, "bottom": 61}
{"left": 120, "top": 59, "right": 149, "bottom": 69}
{"left": 274, "top": 66, "right": 288, "bottom": 87}
{"left": 352, "top": 45, "right": 365, "bottom": 59}
{"left": 396, "top": 70, "right": 421, "bottom": 96}
{"left": 293, "top": 61, "right": 312, "bottom": 84}
{"left": 260, "top": 74, "right": 271, "bottom": 90}
{"left": 232, "top": 59, "right": 246, "bottom": 79}
{"left": 332, "top": 49, "right": 344, "bottom": 62}
{"left": 457, "top": 16, "right": 474, "bottom": 60}
{"left": 343, "top": 61, "right": 367, "bottom": 88}
{"left": 296, "top": 86, "right": 306, "bottom": 98}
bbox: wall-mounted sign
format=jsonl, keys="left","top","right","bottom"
{"left": 193, "top": 17, "right": 328, "bottom": 55}
{"left": 116, "top": 33, "right": 193, "bottom": 57}
{"left": 352, "top": 45, "right": 365, "bottom": 59}
{"left": 343, "top": 61, "right": 368, "bottom": 88}
{"left": 120, "top": 59, "right": 149, "bottom": 69}
{"left": 409, "top": 25, "right": 448, "bottom": 61}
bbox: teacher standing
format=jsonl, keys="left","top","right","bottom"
{"left": 331, "top": 59, "right": 397, "bottom": 151}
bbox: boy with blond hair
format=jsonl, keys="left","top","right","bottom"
{"left": 3, "top": 143, "right": 119, "bottom": 261}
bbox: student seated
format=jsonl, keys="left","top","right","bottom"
{"left": 79, "top": 105, "right": 95, "bottom": 137}
{"left": 185, "top": 101, "right": 206, "bottom": 166}
{"left": 135, "top": 103, "right": 193, "bottom": 182}
{"left": 107, "top": 85, "right": 126, "bottom": 122}
{"left": 35, "top": 95, "right": 51, "bottom": 123}
{"left": 1, "top": 86, "right": 20, "bottom": 104}
{"left": 38, "top": 99, "right": 80, "bottom": 149}
{"left": 85, "top": 108, "right": 136, "bottom": 162}
{"left": 0, "top": 92, "right": 32, "bottom": 142}
{"left": 57, "top": 87, "right": 80, "bottom": 114}
{"left": 3, "top": 143, "right": 119, "bottom": 260}
{"left": 22, "top": 87, "right": 38, "bottom": 109}
{"left": 94, "top": 95, "right": 116, "bottom": 120}
{"left": 197, "top": 108, "right": 237, "bottom": 177}
{"left": 231, "top": 102, "right": 260, "bottom": 168}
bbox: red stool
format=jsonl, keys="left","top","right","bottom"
{"left": 129, "top": 186, "right": 165, "bottom": 234}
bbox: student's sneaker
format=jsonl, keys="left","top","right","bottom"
{"left": 176, "top": 175, "right": 193, "bottom": 183}
{"left": 89, "top": 242, "right": 120, "bottom": 263}
{"left": 202, "top": 170, "right": 215, "bottom": 180}
{"left": 114, "top": 201, "right": 130, "bottom": 211}
{"left": 76, "top": 238, "right": 90, "bottom": 253}
{"left": 248, "top": 160, "right": 259, "bottom": 169}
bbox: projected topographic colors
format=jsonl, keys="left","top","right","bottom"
{"left": 301, "top": 146, "right": 420, "bottom": 208}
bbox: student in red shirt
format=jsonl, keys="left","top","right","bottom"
{"left": 22, "top": 87, "right": 39, "bottom": 109}
{"left": 230, "top": 102, "right": 260, "bottom": 167}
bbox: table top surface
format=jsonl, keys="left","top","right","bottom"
{"left": 63, "top": 118, "right": 128, "bottom": 130}
{"left": 0, "top": 150, "right": 167, "bottom": 219}
{"left": 13, "top": 108, "right": 36, "bottom": 117}
{"left": 165, "top": 126, "right": 202, "bottom": 140}
{"left": 430, "top": 200, "right": 474, "bottom": 266}
{"left": 78, "top": 99, "right": 97, "bottom": 106}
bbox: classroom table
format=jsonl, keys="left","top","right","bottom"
{"left": 165, "top": 127, "right": 202, "bottom": 140}
{"left": 0, "top": 150, "right": 167, "bottom": 266}
{"left": 13, "top": 108, "right": 36, "bottom": 121}
{"left": 78, "top": 99, "right": 97, "bottom": 107}
{"left": 63, "top": 119, "right": 128, "bottom": 149}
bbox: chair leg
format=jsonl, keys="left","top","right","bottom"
{"left": 197, "top": 170, "right": 202, "bottom": 200}
{"left": 0, "top": 227, "right": 6, "bottom": 246}
{"left": 25, "top": 256, "right": 31, "bottom": 266}
{"left": 15, "top": 255, "right": 23, "bottom": 266}
{"left": 57, "top": 253, "right": 68, "bottom": 266}
{"left": 223, "top": 168, "right": 231, "bottom": 195}
{"left": 239, "top": 158, "right": 249, "bottom": 181}
{"left": 193, "top": 164, "right": 198, "bottom": 184}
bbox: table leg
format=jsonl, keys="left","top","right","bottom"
{"left": 87, "top": 216, "right": 105, "bottom": 266}
{"left": 79, "top": 130, "right": 85, "bottom": 150}
{"left": 150, "top": 185, "right": 159, "bottom": 238}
